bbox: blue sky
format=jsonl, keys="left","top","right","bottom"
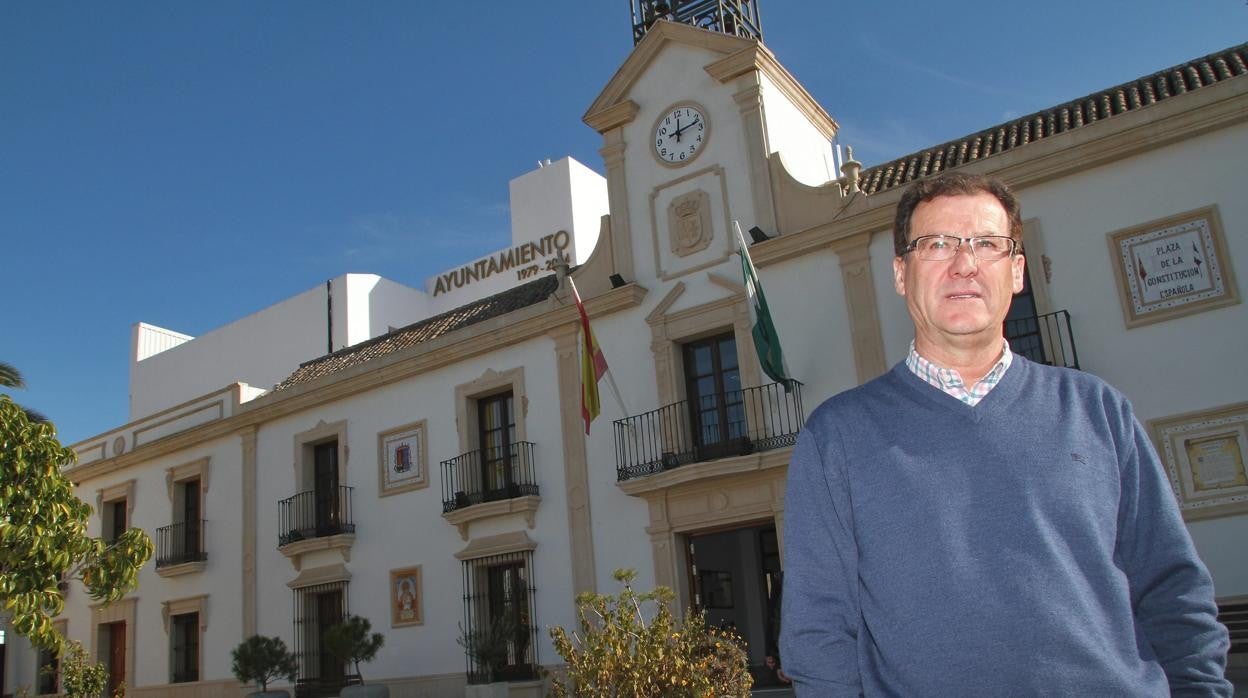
{"left": 2, "top": 1, "right": 1244, "bottom": 445}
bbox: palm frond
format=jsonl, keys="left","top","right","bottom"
{"left": 0, "top": 361, "right": 25, "bottom": 389}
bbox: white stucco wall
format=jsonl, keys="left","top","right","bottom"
{"left": 129, "top": 282, "right": 328, "bottom": 421}
{"left": 760, "top": 72, "right": 837, "bottom": 187}
{"left": 129, "top": 274, "right": 428, "bottom": 423}
{"left": 57, "top": 433, "right": 244, "bottom": 688}
{"left": 250, "top": 334, "right": 580, "bottom": 683}
{"left": 423, "top": 157, "right": 606, "bottom": 314}
{"left": 622, "top": 42, "right": 765, "bottom": 283}
{"left": 364, "top": 274, "right": 431, "bottom": 337}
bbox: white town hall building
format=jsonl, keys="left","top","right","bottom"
{"left": 4, "top": 3, "right": 1247, "bottom": 696}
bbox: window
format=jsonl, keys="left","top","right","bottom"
{"left": 281, "top": 422, "right": 354, "bottom": 549}
{"left": 462, "top": 550, "right": 537, "bottom": 684}
{"left": 312, "top": 441, "right": 342, "bottom": 536}
{"left": 445, "top": 367, "right": 538, "bottom": 515}
{"left": 37, "top": 644, "right": 59, "bottom": 695}
{"left": 682, "top": 332, "right": 746, "bottom": 457}
{"left": 478, "top": 392, "right": 516, "bottom": 499}
{"left": 163, "top": 596, "right": 206, "bottom": 686}
{"left": 159, "top": 458, "right": 210, "bottom": 572}
{"left": 157, "top": 478, "right": 204, "bottom": 568}
{"left": 170, "top": 612, "right": 199, "bottom": 683}
{"left": 96, "top": 480, "right": 135, "bottom": 545}
{"left": 293, "top": 581, "right": 348, "bottom": 696}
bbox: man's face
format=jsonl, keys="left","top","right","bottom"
{"left": 892, "top": 192, "right": 1025, "bottom": 357}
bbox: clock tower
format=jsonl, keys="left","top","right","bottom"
{"left": 581, "top": 3, "right": 843, "bottom": 295}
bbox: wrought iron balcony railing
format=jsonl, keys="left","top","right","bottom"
{"left": 442, "top": 441, "right": 539, "bottom": 513}
{"left": 155, "top": 519, "right": 206, "bottom": 568}
{"left": 614, "top": 380, "right": 804, "bottom": 481}
{"left": 278, "top": 486, "right": 355, "bottom": 547}
{"left": 1005, "top": 309, "right": 1079, "bottom": 369}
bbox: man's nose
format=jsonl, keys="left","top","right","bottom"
{"left": 949, "top": 241, "right": 979, "bottom": 275}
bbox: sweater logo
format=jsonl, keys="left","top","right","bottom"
{"left": 1070, "top": 452, "right": 1087, "bottom": 464}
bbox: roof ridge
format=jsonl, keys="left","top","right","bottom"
{"left": 272, "top": 272, "right": 563, "bottom": 392}
{"left": 859, "top": 41, "right": 1247, "bottom": 194}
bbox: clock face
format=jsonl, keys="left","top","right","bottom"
{"left": 654, "top": 104, "right": 707, "bottom": 165}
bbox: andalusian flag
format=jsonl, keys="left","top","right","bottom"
{"left": 734, "top": 221, "right": 792, "bottom": 390}
{"left": 570, "top": 278, "right": 609, "bottom": 434}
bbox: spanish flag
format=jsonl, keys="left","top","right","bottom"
{"left": 570, "top": 278, "right": 608, "bottom": 434}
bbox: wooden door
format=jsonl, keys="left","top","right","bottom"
{"left": 107, "top": 621, "right": 126, "bottom": 695}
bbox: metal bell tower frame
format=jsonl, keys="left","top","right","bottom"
{"left": 629, "top": 0, "right": 762, "bottom": 45}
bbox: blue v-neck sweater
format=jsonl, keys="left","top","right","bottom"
{"left": 781, "top": 357, "right": 1230, "bottom": 696}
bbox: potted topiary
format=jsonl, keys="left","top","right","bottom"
{"left": 231, "top": 635, "right": 298, "bottom": 697}
{"left": 323, "top": 614, "right": 388, "bottom": 698}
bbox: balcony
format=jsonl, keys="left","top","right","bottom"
{"left": 155, "top": 520, "right": 206, "bottom": 576}
{"left": 442, "top": 441, "right": 539, "bottom": 513}
{"left": 614, "top": 380, "right": 805, "bottom": 482}
{"left": 440, "top": 442, "right": 540, "bottom": 540}
{"left": 278, "top": 486, "right": 355, "bottom": 547}
{"left": 1005, "top": 309, "right": 1079, "bottom": 369}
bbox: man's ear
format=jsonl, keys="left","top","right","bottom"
{"left": 1011, "top": 253, "right": 1026, "bottom": 294}
{"left": 893, "top": 256, "right": 907, "bottom": 297}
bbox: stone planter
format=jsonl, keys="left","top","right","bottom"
{"left": 464, "top": 682, "right": 508, "bottom": 698}
{"left": 341, "top": 685, "right": 390, "bottom": 698}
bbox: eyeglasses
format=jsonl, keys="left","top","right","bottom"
{"left": 903, "top": 234, "right": 1018, "bottom": 261}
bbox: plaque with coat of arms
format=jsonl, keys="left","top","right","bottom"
{"left": 378, "top": 420, "right": 427, "bottom": 496}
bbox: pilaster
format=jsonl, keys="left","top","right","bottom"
{"left": 829, "top": 233, "right": 887, "bottom": 383}
{"left": 600, "top": 133, "right": 636, "bottom": 284}
{"left": 733, "top": 81, "right": 777, "bottom": 235}
{"left": 239, "top": 424, "right": 258, "bottom": 637}
{"left": 549, "top": 324, "right": 598, "bottom": 595}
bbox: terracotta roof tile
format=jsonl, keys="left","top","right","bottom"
{"left": 859, "top": 42, "right": 1247, "bottom": 195}
{"left": 272, "top": 273, "right": 561, "bottom": 392}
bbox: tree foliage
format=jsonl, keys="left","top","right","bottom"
{"left": 59, "top": 639, "right": 111, "bottom": 698}
{"left": 0, "top": 396, "right": 153, "bottom": 650}
{"left": 231, "top": 635, "right": 299, "bottom": 692}
{"left": 1, "top": 361, "right": 47, "bottom": 423}
{"left": 548, "top": 569, "right": 752, "bottom": 697}
{"left": 323, "top": 614, "right": 385, "bottom": 683}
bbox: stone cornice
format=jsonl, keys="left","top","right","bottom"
{"left": 705, "top": 45, "right": 838, "bottom": 139}
{"left": 584, "top": 100, "right": 640, "bottom": 133}
{"left": 616, "top": 446, "right": 791, "bottom": 496}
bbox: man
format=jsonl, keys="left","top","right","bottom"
{"left": 780, "top": 172, "right": 1231, "bottom": 696}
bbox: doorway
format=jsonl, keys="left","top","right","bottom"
{"left": 100, "top": 621, "right": 126, "bottom": 696}
{"left": 684, "top": 521, "right": 784, "bottom": 685}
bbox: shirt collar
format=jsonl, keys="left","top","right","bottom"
{"left": 905, "top": 340, "right": 1013, "bottom": 396}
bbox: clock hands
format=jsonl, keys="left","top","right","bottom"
{"left": 670, "top": 116, "right": 701, "bottom": 143}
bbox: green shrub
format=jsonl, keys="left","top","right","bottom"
{"left": 323, "top": 615, "right": 384, "bottom": 683}
{"left": 548, "top": 569, "right": 751, "bottom": 697}
{"left": 231, "top": 635, "right": 298, "bottom": 692}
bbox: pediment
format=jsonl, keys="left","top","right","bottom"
{"left": 583, "top": 20, "right": 756, "bottom": 132}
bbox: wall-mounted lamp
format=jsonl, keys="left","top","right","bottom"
{"left": 609, "top": 273, "right": 627, "bottom": 288}
{"left": 748, "top": 226, "right": 770, "bottom": 244}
